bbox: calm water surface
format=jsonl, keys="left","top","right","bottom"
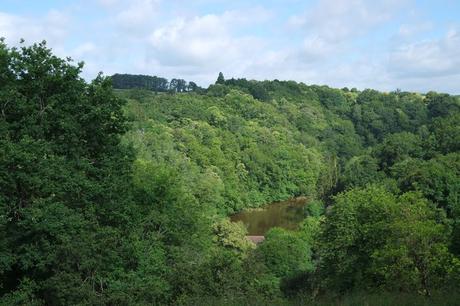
{"left": 230, "top": 197, "right": 308, "bottom": 236}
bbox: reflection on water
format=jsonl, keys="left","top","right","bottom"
{"left": 229, "top": 197, "right": 308, "bottom": 235}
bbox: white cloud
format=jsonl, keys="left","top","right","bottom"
{"left": 98, "top": 0, "right": 120, "bottom": 8}
{"left": 116, "top": 0, "right": 160, "bottom": 28}
{"left": 72, "top": 42, "right": 97, "bottom": 58}
{"left": 274, "top": 0, "right": 400, "bottom": 87}
{"left": 0, "top": 10, "right": 103, "bottom": 79}
{"left": 98, "top": 0, "right": 161, "bottom": 32}
{"left": 389, "top": 29, "right": 460, "bottom": 78}
{"left": 300, "top": 36, "right": 339, "bottom": 59}
{"left": 0, "top": 10, "right": 69, "bottom": 45}
{"left": 289, "top": 0, "right": 407, "bottom": 42}
{"left": 146, "top": 9, "right": 268, "bottom": 74}
{"left": 398, "top": 22, "right": 433, "bottom": 37}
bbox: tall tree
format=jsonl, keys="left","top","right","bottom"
{"left": 0, "top": 40, "right": 140, "bottom": 304}
{"left": 317, "top": 185, "right": 453, "bottom": 294}
{"left": 216, "top": 72, "right": 225, "bottom": 85}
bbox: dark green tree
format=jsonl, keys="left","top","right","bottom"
{"left": 339, "top": 154, "right": 384, "bottom": 189}
{"left": 374, "top": 132, "right": 423, "bottom": 170}
{"left": 255, "top": 228, "right": 313, "bottom": 279}
{"left": 216, "top": 72, "right": 225, "bottom": 85}
{"left": 0, "top": 40, "right": 160, "bottom": 304}
{"left": 187, "top": 81, "right": 200, "bottom": 92}
{"left": 317, "top": 185, "right": 453, "bottom": 294}
{"left": 426, "top": 91, "right": 460, "bottom": 119}
{"left": 430, "top": 113, "right": 460, "bottom": 154}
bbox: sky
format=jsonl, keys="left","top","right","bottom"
{"left": 1, "top": 0, "right": 459, "bottom": 94}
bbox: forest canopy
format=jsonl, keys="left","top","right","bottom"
{"left": 111, "top": 73, "right": 203, "bottom": 93}
{"left": 1, "top": 41, "right": 460, "bottom": 305}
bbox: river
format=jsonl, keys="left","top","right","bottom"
{"left": 229, "top": 197, "right": 308, "bottom": 236}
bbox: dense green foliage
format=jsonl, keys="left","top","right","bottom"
{"left": 1, "top": 41, "right": 459, "bottom": 305}
{"left": 121, "top": 87, "right": 326, "bottom": 213}
{"left": 111, "top": 73, "right": 203, "bottom": 93}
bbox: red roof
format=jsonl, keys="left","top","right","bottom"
{"left": 247, "top": 236, "right": 265, "bottom": 244}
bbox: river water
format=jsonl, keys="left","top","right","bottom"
{"left": 229, "top": 197, "right": 308, "bottom": 236}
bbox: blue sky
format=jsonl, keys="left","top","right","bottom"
{"left": 1, "top": 0, "right": 459, "bottom": 93}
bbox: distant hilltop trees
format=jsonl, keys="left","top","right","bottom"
{"left": 111, "top": 72, "right": 292, "bottom": 102}
{"left": 111, "top": 73, "right": 203, "bottom": 93}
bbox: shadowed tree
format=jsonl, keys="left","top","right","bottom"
{"left": 216, "top": 72, "right": 225, "bottom": 85}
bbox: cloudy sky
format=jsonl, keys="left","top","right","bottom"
{"left": 1, "top": 0, "right": 459, "bottom": 93}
